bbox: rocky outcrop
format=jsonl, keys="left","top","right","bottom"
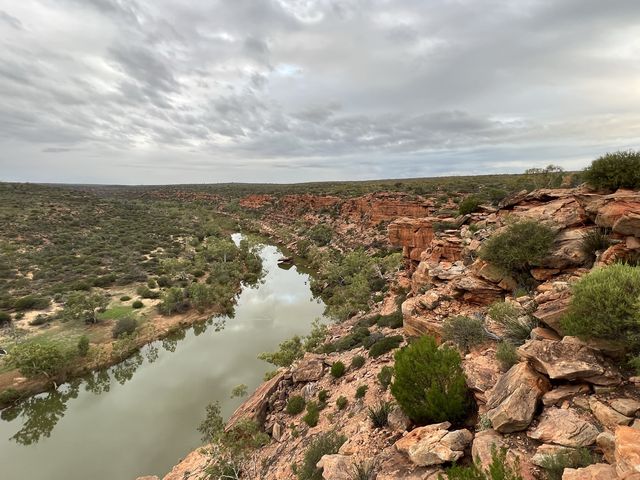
{"left": 292, "top": 354, "right": 325, "bottom": 383}
{"left": 342, "top": 192, "right": 434, "bottom": 225}
{"left": 615, "top": 426, "right": 640, "bottom": 477}
{"left": 471, "top": 429, "right": 507, "bottom": 470}
{"left": 395, "top": 422, "right": 473, "bottom": 466}
{"left": 388, "top": 217, "right": 436, "bottom": 271}
{"left": 590, "top": 398, "right": 633, "bottom": 431}
{"left": 463, "top": 349, "right": 502, "bottom": 404}
{"left": 486, "top": 363, "right": 551, "bottom": 432}
{"left": 528, "top": 407, "right": 600, "bottom": 447}
{"left": 316, "top": 454, "right": 354, "bottom": 480}
{"left": 226, "top": 370, "right": 285, "bottom": 431}
{"left": 542, "top": 384, "right": 590, "bottom": 406}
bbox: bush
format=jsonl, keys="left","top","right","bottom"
{"left": 496, "top": 342, "right": 518, "bottom": 371}
{"left": 630, "top": 356, "right": 640, "bottom": 375}
{"left": 479, "top": 221, "right": 555, "bottom": 277}
{"left": 377, "top": 366, "right": 394, "bottom": 390}
{"left": 442, "top": 316, "right": 486, "bottom": 351}
{"left": 158, "top": 287, "right": 190, "bottom": 315}
{"left": 368, "top": 335, "right": 403, "bottom": 358}
{"left": 29, "top": 314, "right": 50, "bottom": 326}
{"left": 336, "top": 396, "right": 348, "bottom": 410}
{"left": 112, "top": 316, "right": 137, "bottom": 338}
{"left": 318, "top": 390, "right": 329, "bottom": 403}
{"left": 561, "top": 264, "right": 640, "bottom": 352}
{"left": 391, "top": 336, "right": 470, "bottom": 425}
{"left": 459, "top": 196, "right": 481, "bottom": 215}
{"left": 351, "top": 355, "right": 365, "bottom": 369}
{"left": 580, "top": 228, "right": 612, "bottom": 264}
{"left": 443, "top": 447, "right": 522, "bottom": 480}
{"left": 120, "top": 295, "right": 131, "bottom": 301}
{"left": 583, "top": 150, "right": 640, "bottom": 190}
{"left": 308, "top": 224, "right": 333, "bottom": 246}
{"left": 331, "top": 361, "right": 346, "bottom": 378}
{"left": 14, "top": 295, "right": 50, "bottom": 311}
{"left": 77, "top": 335, "right": 90, "bottom": 356}
{"left": 368, "top": 401, "right": 392, "bottom": 428}
{"left": 9, "top": 340, "right": 68, "bottom": 378}
{"left": 374, "top": 309, "right": 403, "bottom": 329}
{"left": 0, "top": 311, "right": 11, "bottom": 325}
{"left": 259, "top": 335, "right": 303, "bottom": 367}
{"left": 487, "top": 302, "right": 536, "bottom": 345}
{"left": 355, "top": 385, "right": 368, "bottom": 399}
{"left": 132, "top": 300, "right": 144, "bottom": 309}
{"left": 303, "top": 401, "right": 320, "bottom": 427}
{"left": 539, "top": 447, "right": 599, "bottom": 480}
{"left": 297, "top": 431, "right": 346, "bottom": 480}
{"left": 286, "top": 395, "right": 306, "bottom": 415}
{"left": 137, "top": 286, "right": 160, "bottom": 299}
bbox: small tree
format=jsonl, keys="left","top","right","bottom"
{"left": 391, "top": 336, "right": 470, "bottom": 425}
{"left": 258, "top": 335, "right": 303, "bottom": 367}
{"left": 9, "top": 341, "right": 68, "bottom": 379}
{"left": 60, "top": 292, "right": 109, "bottom": 324}
{"left": 77, "top": 335, "right": 90, "bottom": 357}
{"left": 583, "top": 150, "right": 640, "bottom": 190}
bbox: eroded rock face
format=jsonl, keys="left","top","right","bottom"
{"left": 562, "top": 463, "right": 618, "bottom": 480}
{"left": 486, "top": 363, "right": 551, "bottom": 433}
{"left": 463, "top": 349, "right": 502, "bottom": 404}
{"left": 226, "top": 370, "right": 285, "bottom": 431}
{"left": 517, "top": 338, "right": 619, "bottom": 384}
{"left": 451, "top": 275, "right": 504, "bottom": 305}
{"left": 394, "top": 422, "right": 473, "bottom": 466}
{"left": 615, "top": 426, "right": 640, "bottom": 477}
{"left": 528, "top": 407, "right": 599, "bottom": 447}
{"left": 542, "top": 384, "right": 591, "bottom": 406}
{"left": 292, "top": 354, "right": 325, "bottom": 383}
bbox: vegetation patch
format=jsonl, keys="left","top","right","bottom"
{"left": 442, "top": 315, "right": 486, "bottom": 352}
{"left": 583, "top": 150, "right": 640, "bottom": 190}
{"left": 297, "top": 431, "right": 347, "bottom": 480}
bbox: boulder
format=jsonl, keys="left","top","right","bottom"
{"left": 517, "top": 338, "right": 618, "bottom": 384}
{"left": 316, "top": 454, "right": 353, "bottom": 480}
{"left": 590, "top": 398, "right": 633, "bottom": 431}
{"left": 531, "top": 444, "right": 572, "bottom": 467}
{"left": 395, "top": 422, "right": 473, "bottom": 466}
{"left": 463, "top": 349, "right": 502, "bottom": 404}
{"left": 472, "top": 429, "right": 507, "bottom": 470}
{"left": 293, "top": 354, "right": 325, "bottom": 383}
{"left": 562, "top": 464, "right": 618, "bottom": 480}
{"left": 376, "top": 445, "right": 444, "bottom": 480}
{"left": 541, "top": 227, "right": 593, "bottom": 269}
{"left": 542, "top": 384, "right": 591, "bottom": 406}
{"left": 610, "top": 398, "right": 640, "bottom": 418}
{"left": 533, "top": 295, "right": 571, "bottom": 335}
{"left": 388, "top": 407, "right": 412, "bottom": 432}
{"left": 451, "top": 275, "right": 504, "bottom": 305}
{"left": 528, "top": 407, "right": 600, "bottom": 447}
{"left": 596, "top": 431, "right": 616, "bottom": 463}
{"left": 615, "top": 426, "right": 640, "bottom": 477}
{"left": 486, "top": 363, "right": 551, "bottom": 433}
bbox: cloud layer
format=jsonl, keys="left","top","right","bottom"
{"left": 1, "top": 0, "right": 639, "bottom": 184}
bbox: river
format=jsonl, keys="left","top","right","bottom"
{"left": 0, "top": 235, "right": 326, "bottom": 480}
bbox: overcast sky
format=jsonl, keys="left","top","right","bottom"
{"left": 1, "top": 0, "right": 639, "bottom": 184}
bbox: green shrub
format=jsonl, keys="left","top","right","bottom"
{"left": 351, "top": 355, "right": 365, "bottom": 369}
{"left": 132, "top": 300, "right": 144, "bottom": 309}
{"left": 561, "top": 264, "right": 640, "bottom": 351}
{"left": 120, "top": 295, "right": 131, "bottom": 301}
{"left": 374, "top": 309, "right": 403, "bottom": 329}
{"left": 158, "top": 287, "right": 190, "bottom": 315}
{"left": 442, "top": 316, "right": 486, "bottom": 351}
{"left": 112, "top": 316, "right": 137, "bottom": 338}
{"left": 487, "top": 302, "right": 536, "bottom": 345}
{"left": 303, "top": 401, "right": 320, "bottom": 427}
{"left": 391, "top": 336, "right": 470, "bottom": 425}
{"left": 355, "top": 385, "right": 368, "bottom": 399}
{"left": 29, "top": 314, "right": 50, "bottom": 326}
{"left": 297, "top": 431, "right": 346, "bottom": 480}
{"left": 496, "top": 342, "right": 518, "bottom": 371}
{"left": 539, "top": 447, "right": 599, "bottom": 480}
{"left": 137, "top": 286, "right": 160, "bottom": 299}
{"left": 147, "top": 278, "right": 158, "bottom": 289}
{"left": 479, "top": 221, "right": 555, "bottom": 276}
{"left": 368, "top": 401, "right": 392, "bottom": 428}
{"left": 443, "top": 447, "right": 522, "bottom": 480}
{"left": 377, "top": 366, "right": 394, "bottom": 390}
{"left": 459, "top": 196, "right": 481, "bottom": 215}
{"left": 583, "top": 150, "right": 640, "bottom": 190}
{"left": 336, "top": 396, "right": 348, "bottom": 410}
{"left": 286, "top": 395, "right": 306, "bottom": 415}
{"left": 14, "top": 295, "right": 50, "bottom": 311}
{"left": 630, "top": 356, "right": 640, "bottom": 375}
{"left": 331, "top": 361, "right": 346, "bottom": 378}
{"left": 580, "top": 228, "right": 612, "bottom": 264}
{"left": 9, "top": 340, "right": 68, "bottom": 378}
{"left": 318, "top": 390, "right": 329, "bottom": 403}
{"left": 77, "top": 335, "right": 90, "bottom": 357}
{"left": 0, "top": 311, "right": 11, "bottom": 325}
{"left": 368, "top": 335, "right": 403, "bottom": 357}
{"left": 259, "top": 335, "right": 303, "bottom": 367}
{"left": 308, "top": 224, "right": 333, "bottom": 246}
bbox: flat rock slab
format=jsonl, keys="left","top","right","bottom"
{"left": 528, "top": 407, "right": 599, "bottom": 447}
{"left": 395, "top": 422, "right": 472, "bottom": 466}
{"left": 562, "top": 463, "right": 618, "bottom": 480}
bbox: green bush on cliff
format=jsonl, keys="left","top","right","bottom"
{"left": 259, "top": 336, "right": 304, "bottom": 367}
{"left": 479, "top": 221, "right": 555, "bottom": 277}
{"left": 368, "top": 334, "right": 403, "bottom": 358}
{"left": 297, "top": 431, "right": 347, "bottom": 480}
{"left": 286, "top": 395, "right": 306, "bottom": 415}
{"left": 583, "top": 150, "right": 640, "bottom": 190}
{"left": 442, "top": 447, "right": 523, "bottom": 480}
{"left": 331, "top": 361, "right": 346, "bottom": 378}
{"left": 459, "top": 196, "right": 481, "bottom": 215}
{"left": 442, "top": 315, "right": 486, "bottom": 352}
{"left": 561, "top": 263, "right": 640, "bottom": 352}
{"left": 391, "top": 336, "right": 470, "bottom": 425}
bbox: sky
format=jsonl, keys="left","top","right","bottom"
{"left": 0, "top": 0, "right": 639, "bottom": 185}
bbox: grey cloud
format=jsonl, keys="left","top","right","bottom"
{"left": 0, "top": 10, "right": 22, "bottom": 29}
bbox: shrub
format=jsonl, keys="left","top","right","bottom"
{"left": 368, "top": 335, "right": 403, "bottom": 357}
{"left": 336, "top": 396, "right": 348, "bottom": 410}
{"left": 355, "top": 385, "right": 368, "bottom": 399}
{"left": 259, "top": 335, "right": 303, "bottom": 367}
{"left": 391, "top": 336, "right": 470, "bottom": 425}
{"left": 303, "top": 401, "right": 320, "bottom": 427}
{"left": 583, "top": 150, "right": 640, "bottom": 190}
{"left": 0, "top": 311, "right": 11, "bottom": 325}
{"left": 132, "top": 300, "right": 144, "bottom": 309}
{"left": 29, "top": 314, "right": 50, "bottom": 326}
{"left": 487, "top": 301, "right": 536, "bottom": 345}
{"left": 479, "top": 221, "right": 555, "bottom": 277}
{"left": 297, "top": 431, "right": 346, "bottom": 480}
{"left": 286, "top": 395, "right": 306, "bottom": 415}
{"left": 630, "top": 356, "right": 640, "bottom": 375}
{"left": 561, "top": 264, "right": 640, "bottom": 352}
{"left": 120, "top": 295, "right": 131, "bottom": 301}
{"left": 442, "top": 316, "right": 486, "bottom": 351}
{"left": 459, "top": 196, "right": 481, "bottom": 215}
{"left": 351, "top": 355, "right": 365, "bottom": 369}
{"left": 443, "top": 447, "right": 522, "bottom": 480}
{"left": 112, "top": 316, "right": 137, "bottom": 338}
{"left": 308, "top": 224, "right": 333, "bottom": 246}
{"left": 9, "top": 340, "right": 68, "bottom": 378}
{"left": 368, "top": 401, "right": 392, "bottom": 428}
{"left": 331, "top": 361, "right": 346, "bottom": 378}
{"left": 496, "top": 342, "right": 518, "bottom": 371}
{"left": 147, "top": 278, "right": 158, "bottom": 289}
{"left": 318, "top": 390, "right": 329, "bottom": 403}
{"left": 14, "top": 295, "right": 50, "bottom": 311}
{"left": 377, "top": 366, "right": 394, "bottom": 390}
{"left": 158, "top": 287, "right": 190, "bottom": 315}
{"left": 580, "top": 228, "right": 612, "bottom": 264}
{"left": 539, "top": 447, "right": 599, "bottom": 480}
{"left": 374, "top": 309, "right": 403, "bottom": 329}
{"left": 137, "top": 286, "right": 160, "bottom": 299}
{"left": 77, "top": 335, "right": 90, "bottom": 357}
